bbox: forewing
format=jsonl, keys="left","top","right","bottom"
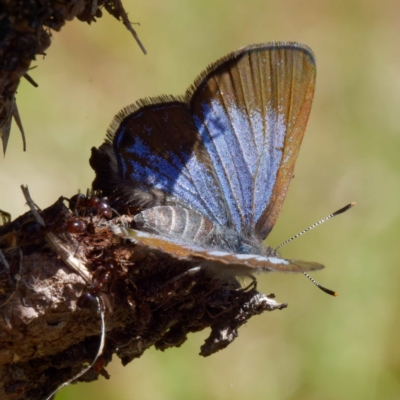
{"left": 189, "top": 42, "right": 316, "bottom": 239}
{"left": 113, "top": 227, "right": 324, "bottom": 278}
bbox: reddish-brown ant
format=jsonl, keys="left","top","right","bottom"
{"left": 78, "top": 257, "right": 118, "bottom": 308}
{"left": 67, "top": 191, "right": 113, "bottom": 220}
{"left": 55, "top": 192, "right": 113, "bottom": 242}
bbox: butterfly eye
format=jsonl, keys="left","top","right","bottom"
{"left": 260, "top": 245, "right": 279, "bottom": 258}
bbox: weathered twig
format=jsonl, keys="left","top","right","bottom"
{"left": 0, "top": 190, "right": 287, "bottom": 400}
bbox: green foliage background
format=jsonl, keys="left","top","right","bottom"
{"left": 2, "top": 0, "right": 400, "bottom": 399}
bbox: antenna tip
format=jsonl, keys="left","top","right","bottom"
{"left": 332, "top": 202, "right": 356, "bottom": 216}
{"left": 318, "top": 285, "right": 338, "bottom": 297}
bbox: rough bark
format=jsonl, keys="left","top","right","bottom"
{"left": 0, "top": 194, "right": 288, "bottom": 400}
{"left": 1, "top": 3, "right": 290, "bottom": 399}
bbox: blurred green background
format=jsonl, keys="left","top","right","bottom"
{"left": 2, "top": 0, "right": 400, "bottom": 399}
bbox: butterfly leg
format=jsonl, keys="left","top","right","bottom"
{"left": 163, "top": 266, "right": 202, "bottom": 286}
{"left": 238, "top": 274, "right": 257, "bottom": 292}
{"left": 150, "top": 266, "right": 203, "bottom": 312}
{"left": 167, "top": 267, "right": 258, "bottom": 292}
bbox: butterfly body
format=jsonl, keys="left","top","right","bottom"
{"left": 92, "top": 42, "right": 323, "bottom": 282}
{"left": 134, "top": 205, "right": 260, "bottom": 255}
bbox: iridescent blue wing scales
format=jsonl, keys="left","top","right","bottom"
{"left": 93, "top": 42, "right": 316, "bottom": 242}
{"left": 189, "top": 43, "right": 316, "bottom": 239}
{"left": 90, "top": 42, "right": 322, "bottom": 278}
{"left": 108, "top": 99, "right": 232, "bottom": 227}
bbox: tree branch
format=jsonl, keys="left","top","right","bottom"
{"left": 0, "top": 0, "right": 146, "bottom": 154}
{"left": 0, "top": 192, "right": 287, "bottom": 400}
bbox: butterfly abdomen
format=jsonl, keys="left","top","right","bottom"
{"left": 134, "top": 205, "right": 263, "bottom": 256}
{"left": 134, "top": 205, "right": 215, "bottom": 245}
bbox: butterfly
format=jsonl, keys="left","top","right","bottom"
{"left": 90, "top": 42, "right": 323, "bottom": 283}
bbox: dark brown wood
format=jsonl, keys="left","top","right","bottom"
{"left": 0, "top": 195, "right": 287, "bottom": 400}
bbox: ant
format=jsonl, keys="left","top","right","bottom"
{"left": 77, "top": 256, "right": 119, "bottom": 310}
{"left": 55, "top": 191, "right": 113, "bottom": 242}
{"left": 67, "top": 191, "right": 112, "bottom": 219}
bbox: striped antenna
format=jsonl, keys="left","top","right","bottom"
{"left": 276, "top": 202, "right": 355, "bottom": 297}
{"left": 303, "top": 272, "right": 338, "bottom": 296}
{"left": 275, "top": 202, "right": 355, "bottom": 251}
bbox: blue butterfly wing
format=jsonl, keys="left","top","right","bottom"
{"left": 92, "top": 42, "right": 315, "bottom": 240}
{"left": 189, "top": 42, "right": 316, "bottom": 239}
{"left": 104, "top": 99, "right": 232, "bottom": 227}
